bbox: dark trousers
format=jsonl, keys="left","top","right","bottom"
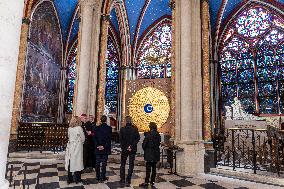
{"left": 145, "top": 161, "right": 157, "bottom": 183}
{"left": 120, "top": 152, "right": 136, "bottom": 182}
{"left": 95, "top": 154, "right": 108, "bottom": 179}
{"left": 67, "top": 160, "right": 81, "bottom": 183}
{"left": 83, "top": 145, "right": 95, "bottom": 168}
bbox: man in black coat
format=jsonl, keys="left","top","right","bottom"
{"left": 139, "top": 122, "right": 161, "bottom": 187}
{"left": 93, "top": 115, "right": 112, "bottom": 181}
{"left": 82, "top": 115, "right": 96, "bottom": 171}
{"left": 119, "top": 116, "right": 140, "bottom": 186}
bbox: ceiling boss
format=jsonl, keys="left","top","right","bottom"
{"left": 128, "top": 87, "right": 170, "bottom": 132}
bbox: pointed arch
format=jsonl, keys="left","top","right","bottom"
{"left": 20, "top": 0, "right": 63, "bottom": 122}
{"left": 111, "top": 0, "right": 131, "bottom": 66}
{"left": 136, "top": 17, "right": 172, "bottom": 79}
{"left": 64, "top": 3, "right": 79, "bottom": 66}
{"left": 218, "top": 3, "right": 284, "bottom": 115}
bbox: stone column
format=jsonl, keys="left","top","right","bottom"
{"left": 0, "top": 1, "right": 25, "bottom": 188}
{"left": 201, "top": 0, "right": 216, "bottom": 173}
{"left": 74, "top": 1, "right": 94, "bottom": 116}
{"left": 96, "top": 16, "right": 109, "bottom": 124}
{"left": 174, "top": 0, "right": 205, "bottom": 175}
{"left": 201, "top": 0, "right": 211, "bottom": 142}
{"left": 170, "top": 0, "right": 176, "bottom": 137}
{"left": 10, "top": 0, "right": 34, "bottom": 136}
{"left": 87, "top": 2, "right": 102, "bottom": 116}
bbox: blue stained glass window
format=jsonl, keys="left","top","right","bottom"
{"left": 238, "top": 59, "right": 254, "bottom": 70}
{"left": 66, "top": 46, "right": 77, "bottom": 113}
{"left": 241, "top": 98, "right": 256, "bottom": 114}
{"left": 257, "top": 67, "right": 276, "bottom": 81}
{"left": 137, "top": 19, "right": 172, "bottom": 79}
{"left": 279, "top": 83, "right": 284, "bottom": 94}
{"left": 166, "top": 63, "right": 171, "bottom": 77}
{"left": 238, "top": 69, "right": 254, "bottom": 83}
{"left": 221, "top": 59, "right": 237, "bottom": 71}
{"left": 238, "top": 83, "right": 255, "bottom": 97}
{"left": 221, "top": 71, "right": 236, "bottom": 84}
{"left": 68, "top": 79, "right": 75, "bottom": 90}
{"left": 280, "top": 101, "right": 284, "bottom": 113}
{"left": 221, "top": 85, "right": 237, "bottom": 98}
{"left": 279, "top": 67, "right": 284, "bottom": 80}
{"left": 219, "top": 5, "right": 284, "bottom": 114}
{"left": 236, "top": 7, "right": 271, "bottom": 38}
{"left": 256, "top": 46, "right": 275, "bottom": 67}
{"left": 105, "top": 34, "right": 120, "bottom": 114}
{"left": 258, "top": 82, "right": 277, "bottom": 96}
{"left": 259, "top": 96, "right": 278, "bottom": 114}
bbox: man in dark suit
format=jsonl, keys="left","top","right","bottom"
{"left": 83, "top": 116, "right": 95, "bottom": 171}
{"left": 93, "top": 115, "right": 112, "bottom": 182}
{"left": 119, "top": 116, "right": 140, "bottom": 186}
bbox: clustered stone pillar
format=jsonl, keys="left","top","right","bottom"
{"left": 202, "top": 0, "right": 212, "bottom": 143}
{"left": 96, "top": 16, "right": 109, "bottom": 124}
{"left": 10, "top": 0, "right": 34, "bottom": 137}
{"left": 202, "top": 0, "right": 216, "bottom": 172}
{"left": 74, "top": 0, "right": 101, "bottom": 117}
{"left": 174, "top": 0, "right": 205, "bottom": 175}
{"left": 0, "top": 1, "right": 25, "bottom": 188}
{"left": 87, "top": 2, "right": 102, "bottom": 117}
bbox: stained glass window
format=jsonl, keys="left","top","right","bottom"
{"left": 105, "top": 34, "right": 120, "bottom": 113}
{"left": 220, "top": 6, "right": 284, "bottom": 114}
{"left": 66, "top": 45, "right": 77, "bottom": 113}
{"left": 137, "top": 19, "right": 172, "bottom": 79}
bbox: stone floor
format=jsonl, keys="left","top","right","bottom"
{"left": 6, "top": 151, "right": 284, "bottom": 189}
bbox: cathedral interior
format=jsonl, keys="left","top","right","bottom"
{"left": 0, "top": 0, "right": 284, "bottom": 188}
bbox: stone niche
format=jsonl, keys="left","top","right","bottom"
{"left": 125, "top": 78, "right": 173, "bottom": 136}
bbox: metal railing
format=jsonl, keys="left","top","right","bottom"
{"left": 214, "top": 127, "right": 284, "bottom": 176}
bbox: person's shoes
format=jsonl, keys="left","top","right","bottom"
{"left": 125, "top": 181, "right": 131, "bottom": 187}
{"left": 96, "top": 177, "right": 101, "bottom": 182}
{"left": 75, "top": 179, "right": 82, "bottom": 184}
{"left": 139, "top": 183, "right": 149, "bottom": 187}
{"left": 67, "top": 180, "right": 73, "bottom": 184}
{"left": 100, "top": 177, "right": 108, "bottom": 182}
{"left": 150, "top": 182, "right": 155, "bottom": 186}
{"left": 119, "top": 179, "right": 125, "bottom": 186}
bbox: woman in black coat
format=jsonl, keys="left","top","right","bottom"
{"left": 139, "top": 122, "right": 161, "bottom": 187}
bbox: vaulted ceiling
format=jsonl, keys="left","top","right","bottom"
{"left": 30, "top": 0, "right": 79, "bottom": 45}
{"left": 110, "top": 0, "right": 172, "bottom": 45}
{"left": 30, "top": 0, "right": 171, "bottom": 50}
{"left": 30, "top": 0, "right": 284, "bottom": 49}
{"left": 53, "top": 0, "right": 78, "bottom": 42}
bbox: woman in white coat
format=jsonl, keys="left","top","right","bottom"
{"left": 65, "top": 116, "right": 85, "bottom": 184}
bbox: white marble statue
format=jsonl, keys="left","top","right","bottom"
{"left": 225, "top": 106, "right": 232, "bottom": 120}
{"left": 104, "top": 104, "right": 111, "bottom": 125}
{"left": 228, "top": 97, "right": 259, "bottom": 120}
{"left": 104, "top": 104, "right": 110, "bottom": 116}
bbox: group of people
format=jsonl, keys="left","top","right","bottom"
{"left": 65, "top": 114, "right": 161, "bottom": 187}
